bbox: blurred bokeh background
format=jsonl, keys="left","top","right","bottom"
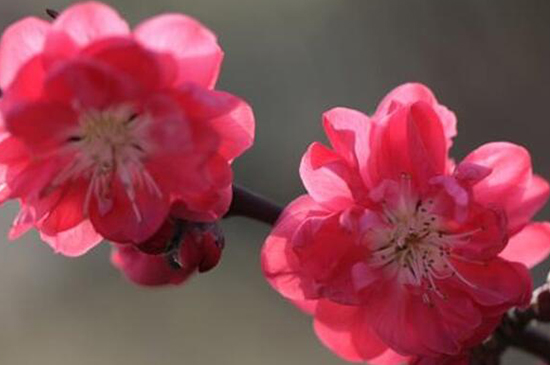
{"left": 0, "top": 0, "right": 549, "bottom": 364}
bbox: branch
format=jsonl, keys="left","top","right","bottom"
{"left": 507, "top": 327, "right": 550, "bottom": 363}
{"left": 472, "top": 287, "right": 550, "bottom": 364}
{"left": 224, "top": 185, "right": 283, "bottom": 225}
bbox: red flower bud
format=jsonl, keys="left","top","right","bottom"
{"left": 135, "top": 218, "right": 177, "bottom": 255}
{"left": 111, "top": 220, "right": 224, "bottom": 286}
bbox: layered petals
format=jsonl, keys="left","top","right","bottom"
{"left": 262, "top": 195, "right": 331, "bottom": 300}
{"left": 0, "top": 17, "right": 50, "bottom": 89}
{"left": 300, "top": 142, "right": 356, "bottom": 211}
{"left": 369, "top": 101, "right": 449, "bottom": 188}
{"left": 463, "top": 142, "right": 533, "bottom": 232}
{"left": 89, "top": 177, "right": 170, "bottom": 244}
{"left": 451, "top": 258, "right": 532, "bottom": 309}
{"left": 5, "top": 101, "right": 79, "bottom": 154}
{"left": 262, "top": 83, "right": 550, "bottom": 363}
{"left": 40, "top": 219, "right": 102, "bottom": 256}
{"left": 500, "top": 222, "right": 550, "bottom": 268}
{"left": 172, "top": 84, "right": 255, "bottom": 161}
{"left": 44, "top": 58, "right": 145, "bottom": 108}
{"left": 0, "top": 2, "right": 253, "bottom": 256}
{"left": 135, "top": 14, "right": 223, "bottom": 88}
{"left": 313, "top": 300, "right": 388, "bottom": 362}
{"left": 374, "top": 82, "right": 457, "bottom": 149}
{"left": 52, "top": 2, "right": 130, "bottom": 47}
{"left": 322, "top": 108, "right": 371, "bottom": 174}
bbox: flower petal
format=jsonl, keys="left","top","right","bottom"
{"left": 451, "top": 257, "right": 532, "bottom": 308}
{"left": 292, "top": 212, "right": 371, "bottom": 304}
{"left": 52, "top": 2, "right": 129, "bottom": 46}
{"left": 364, "top": 284, "right": 435, "bottom": 356}
{"left": 165, "top": 155, "right": 233, "bottom": 222}
{"left": 369, "top": 101, "right": 448, "bottom": 188}
{"left": 462, "top": 142, "right": 532, "bottom": 230}
{"left": 8, "top": 202, "right": 34, "bottom": 240}
{"left": 406, "top": 101, "right": 448, "bottom": 181}
{"left": 261, "top": 195, "right": 331, "bottom": 300}
{"left": 5, "top": 101, "right": 79, "bottom": 154}
{"left": 370, "top": 349, "right": 410, "bottom": 365}
{"left": 40, "top": 219, "right": 102, "bottom": 257}
{"left": 314, "top": 300, "right": 388, "bottom": 362}
{"left": 44, "top": 58, "right": 143, "bottom": 109}
{"left": 451, "top": 205, "right": 508, "bottom": 260}
{"left": 0, "top": 17, "right": 50, "bottom": 88}
{"left": 322, "top": 107, "right": 374, "bottom": 187}
{"left": 2, "top": 155, "right": 70, "bottom": 203}
{"left": 89, "top": 177, "right": 170, "bottom": 244}
{"left": 135, "top": 14, "right": 223, "bottom": 88}
{"left": 507, "top": 175, "right": 550, "bottom": 234}
{"left": 374, "top": 82, "right": 457, "bottom": 148}
{"left": 375, "top": 83, "right": 439, "bottom": 117}
{"left": 499, "top": 222, "right": 550, "bottom": 268}
{"left": 173, "top": 85, "right": 254, "bottom": 161}
{"left": 39, "top": 178, "right": 88, "bottom": 235}
{"left": 300, "top": 142, "right": 356, "bottom": 210}
{"left": 82, "top": 37, "right": 170, "bottom": 92}
{"left": 1, "top": 55, "right": 46, "bottom": 102}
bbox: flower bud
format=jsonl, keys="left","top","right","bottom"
{"left": 111, "top": 220, "right": 224, "bottom": 286}
{"left": 135, "top": 218, "right": 177, "bottom": 255}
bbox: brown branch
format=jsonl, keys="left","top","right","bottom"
{"left": 507, "top": 327, "right": 550, "bottom": 363}
{"left": 472, "top": 288, "right": 550, "bottom": 364}
{"left": 224, "top": 185, "right": 283, "bottom": 225}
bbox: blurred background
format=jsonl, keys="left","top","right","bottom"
{"left": 0, "top": 0, "right": 549, "bottom": 364}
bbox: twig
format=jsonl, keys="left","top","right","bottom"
{"left": 224, "top": 185, "right": 283, "bottom": 225}
{"left": 472, "top": 289, "right": 550, "bottom": 364}
{"left": 506, "top": 327, "right": 550, "bottom": 363}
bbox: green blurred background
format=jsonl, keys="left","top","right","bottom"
{"left": 0, "top": 0, "right": 549, "bottom": 364}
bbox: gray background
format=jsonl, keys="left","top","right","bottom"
{"left": 0, "top": 0, "right": 549, "bottom": 364}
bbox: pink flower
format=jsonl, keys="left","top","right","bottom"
{"left": 261, "top": 83, "right": 550, "bottom": 363}
{"left": 111, "top": 220, "right": 223, "bottom": 286}
{"left": 0, "top": 2, "right": 254, "bottom": 255}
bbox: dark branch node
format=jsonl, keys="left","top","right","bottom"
{"left": 46, "top": 9, "right": 59, "bottom": 19}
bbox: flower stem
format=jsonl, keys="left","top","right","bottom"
{"left": 225, "top": 185, "right": 283, "bottom": 225}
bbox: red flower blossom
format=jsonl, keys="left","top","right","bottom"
{"left": 0, "top": 2, "right": 254, "bottom": 255}
{"left": 261, "top": 83, "right": 550, "bottom": 363}
{"left": 111, "top": 220, "right": 224, "bottom": 286}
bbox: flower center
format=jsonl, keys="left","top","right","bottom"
{"left": 366, "top": 175, "right": 476, "bottom": 302}
{"left": 46, "top": 105, "right": 162, "bottom": 221}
